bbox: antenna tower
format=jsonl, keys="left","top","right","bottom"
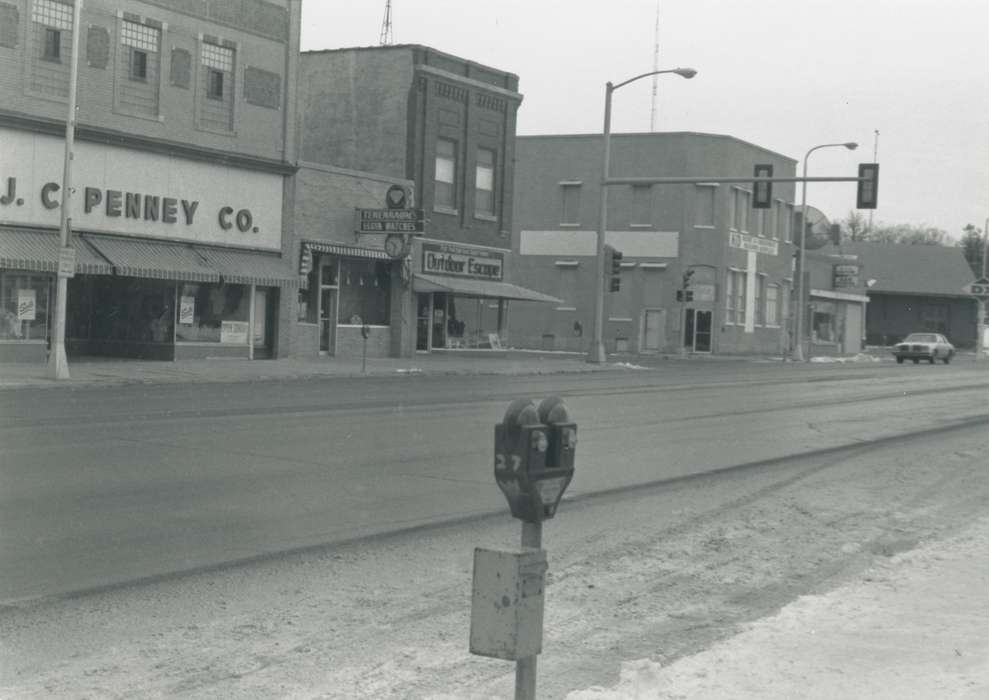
{"left": 650, "top": 1, "right": 660, "bottom": 131}
{"left": 379, "top": 0, "right": 394, "bottom": 46}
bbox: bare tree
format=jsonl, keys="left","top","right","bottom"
{"left": 960, "top": 223, "right": 985, "bottom": 276}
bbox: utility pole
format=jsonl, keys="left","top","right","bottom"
{"left": 47, "top": 0, "right": 83, "bottom": 380}
{"left": 650, "top": 1, "right": 660, "bottom": 131}
{"left": 867, "top": 130, "right": 878, "bottom": 234}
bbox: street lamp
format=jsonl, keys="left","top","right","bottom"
{"left": 791, "top": 141, "right": 858, "bottom": 363}
{"left": 588, "top": 67, "right": 697, "bottom": 364}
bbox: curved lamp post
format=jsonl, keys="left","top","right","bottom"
{"left": 791, "top": 141, "right": 858, "bottom": 362}
{"left": 588, "top": 67, "right": 697, "bottom": 364}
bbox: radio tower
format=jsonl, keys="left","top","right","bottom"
{"left": 379, "top": 0, "right": 394, "bottom": 46}
{"left": 650, "top": 1, "right": 660, "bottom": 131}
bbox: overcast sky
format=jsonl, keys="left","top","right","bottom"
{"left": 300, "top": 0, "right": 989, "bottom": 238}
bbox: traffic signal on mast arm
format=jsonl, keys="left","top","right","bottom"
{"left": 753, "top": 164, "right": 773, "bottom": 209}
{"left": 605, "top": 245, "right": 623, "bottom": 292}
{"left": 856, "top": 163, "right": 879, "bottom": 209}
{"left": 676, "top": 268, "right": 695, "bottom": 302}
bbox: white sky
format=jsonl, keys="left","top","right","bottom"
{"left": 300, "top": 0, "right": 989, "bottom": 238}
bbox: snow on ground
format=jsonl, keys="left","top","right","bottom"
{"left": 567, "top": 516, "right": 989, "bottom": 700}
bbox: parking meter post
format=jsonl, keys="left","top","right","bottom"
{"left": 515, "top": 520, "right": 542, "bottom": 700}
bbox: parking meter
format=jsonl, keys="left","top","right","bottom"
{"left": 494, "top": 397, "right": 577, "bottom": 522}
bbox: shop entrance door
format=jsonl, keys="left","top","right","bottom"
{"left": 642, "top": 309, "right": 666, "bottom": 352}
{"left": 684, "top": 308, "right": 712, "bottom": 353}
{"left": 252, "top": 288, "right": 275, "bottom": 359}
{"left": 431, "top": 292, "right": 448, "bottom": 349}
{"left": 319, "top": 287, "right": 336, "bottom": 354}
{"left": 416, "top": 293, "right": 431, "bottom": 351}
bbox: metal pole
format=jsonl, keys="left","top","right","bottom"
{"left": 792, "top": 156, "right": 810, "bottom": 362}
{"left": 588, "top": 82, "right": 613, "bottom": 364}
{"left": 47, "top": 0, "right": 83, "bottom": 380}
{"left": 978, "top": 216, "right": 988, "bottom": 362}
{"left": 515, "top": 520, "right": 542, "bottom": 700}
{"left": 982, "top": 216, "right": 988, "bottom": 279}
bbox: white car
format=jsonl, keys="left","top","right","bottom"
{"left": 891, "top": 333, "right": 955, "bottom": 365}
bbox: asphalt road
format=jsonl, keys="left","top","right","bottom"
{"left": 2, "top": 360, "right": 989, "bottom": 604}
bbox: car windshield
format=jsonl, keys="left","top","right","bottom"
{"left": 903, "top": 334, "right": 939, "bottom": 343}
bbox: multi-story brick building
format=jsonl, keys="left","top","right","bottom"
{"left": 0, "top": 0, "right": 300, "bottom": 361}
{"left": 292, "top": 44, "right": 557, "bottom": 359}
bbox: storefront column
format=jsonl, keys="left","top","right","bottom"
{"left": 497, "top": 299, "right": 505, "bottom": 339}
{"left": 248, "top": 283, "right": 256, "bottom": 360}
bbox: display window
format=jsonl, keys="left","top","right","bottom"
{"left": 67, "top": 277, "right": 174, "bottom": 344}
{"left": 439, "top": 294, "right": 502, "bottom": 349}
{"left": 337, "top": 259, "right": 390, "bottom": 326}
{"left": 0, "top": 273, "right": 50, "bottom": 341}
{"left": 175, "top": 281, "right": 250, "bottom": 343}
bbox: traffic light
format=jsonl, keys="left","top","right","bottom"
{"left": 856, "top": 163, "right": 879, "bottom": 209}
{"left": 605, "top": 245, "right": 623, "bottom": 292}
{"left": 753, "top": 164, "right": 773, "bottom": 209}
{"left": 677, "top": 269, "right": 694, "bottom": 302}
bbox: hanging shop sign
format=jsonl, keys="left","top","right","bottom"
{"left": 833, "top": 264, "right": 861, "bottom": 288}
{"left": 0, "top": 128, "right": 282, "bottom": 250}
{"left": 421, "top": 242, "right": 504, "bottom": 281}
{"left": 356, "top": 207, "right": 425, "bottom": 234}
{"left": 729, "top": 232, "right": 778, "bottom": 256}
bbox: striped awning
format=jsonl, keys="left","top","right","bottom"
{"left": 195, "top": 246, "right": 300, "bottom": 287}
{"left": 0, "top": 227, "right": 113, "bottom": 275}
{"left": 84, "top": 235, "right": 219, "bottom": 283}
{"left": 413, "top": 273, "right": 562, "bottom": 304}
{"left": 303, "top": 240, "right": 391, "bottom": 262}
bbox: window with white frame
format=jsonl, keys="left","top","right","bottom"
{"left": 725, "top": 270, "right": 735, "bottom": 324}
{"left": 475, "top": 147, "right": 495, "bottom": 217}
{"left": 198, "top": 41, "right": 235, "bottom": 132}
{"left": 766, "top": 284, "right": 779, "bottom": 326}
{"left": 755, "top": 209, "right": 767, "bottom": 237}
{"left": 122, "top": 20, "right": 158, "bottom": 80}
{"left": 435, "top": 138, "right": 457, "bottom": 210}
{"left": 725, "top": 269, "right": 746, "bottom": 325}
{"left": 773, "top": 200, "right": 784, "bottom": 240}
{"left": 731, "top": 188, "right": 751, "bottom": 232}
{"left": 560, "top": 183, "right": 581, "bottom": 225}
{"left": 783, "top": 203, "right": 794, "bottom": 243}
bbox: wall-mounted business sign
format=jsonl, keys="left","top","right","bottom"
{"left": 356, "top": 208, "right": 425, "bottom": 234}
{"left": 421, "top": 242, "right": 504, "bottom": 281}
{"left": 833, "top": 264, "right": 861, "bottom": 288}
{"left": 729, "top": 231, "right": 779, "bottom": 256}
{"left": 0, "top": 127, "right": 282, "bottom": 250}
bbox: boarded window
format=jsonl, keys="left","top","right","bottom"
{"left": 86, "top": 25, "right": 109, "bottom": 68}
{"left": 170, "top": 47, "right": 190, "bottom": 87}
{"left": 0, "top": 3, "right": 19, "bottom": 49}
{"left": 243, "top": 66, "right": 280, "bottom": 108}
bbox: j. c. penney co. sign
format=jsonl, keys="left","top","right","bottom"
{"left": 0, "top": 128, "right": 282, "bottom": 250}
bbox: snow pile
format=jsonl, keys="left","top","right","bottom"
{"left": 612, "top": 362, "right": 649, "bottom": 370}
{"left": 810, "top": 353, "right": 881, "bottom": 364}
{"left": 395, "top": 367, "right": 423, "bottom": 374}
{"left": 566, "top": 659, "right": 668, "bottom": 699}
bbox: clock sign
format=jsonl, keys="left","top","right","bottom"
{"left": 384, "top": 233, "right": 409, "bottom": 259}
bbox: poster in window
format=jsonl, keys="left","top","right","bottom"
{"left": 179, "top": 296, "right": 195, "bottom": 325}
{"left": 17, "top": 289, "right": 36, "bottom": 321}
{"left": 220, "top": 321, "right": 249, "bottom": 344}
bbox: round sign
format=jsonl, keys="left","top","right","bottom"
{"left": 385, "top": 185, "right": 407, "bottom": 210}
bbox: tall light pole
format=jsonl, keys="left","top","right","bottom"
{"left": 588, "top": 67, "right": 697, "bottom": 364}
{"left": 978, "top": 215, "right": 988, "bottom": 361}
{"left": 47, "top": 0, "right": 83, "bottom": 380}
{"left": 791, "top": 141, "right": 858, "bottom": 363}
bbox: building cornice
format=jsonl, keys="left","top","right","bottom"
{"left": 415, "top": 65, "right": 523, "bottom": 102}
{"left": 0, "top": 109, "right": 298, "bottom": 176}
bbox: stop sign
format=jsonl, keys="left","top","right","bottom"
{"left": 963, "top": 277, "right": 989, "bottom": 300}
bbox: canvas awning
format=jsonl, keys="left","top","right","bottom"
{"left": 83, "top": 235, "right": 220, "bottom": 282}
{"left": 195, "top": 246, "right": 300, "bottom": 287}
{"left": 0, "top": 227, "right": 113, "bottom": 275}
{"left": 303, "top": 240, "right": 391, "bottom": 261}
{"left": 413, "top": 273, "right": 562, "bottom": 304}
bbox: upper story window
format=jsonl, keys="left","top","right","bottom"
{"left": 33, "top": 0, "right": 71, "bottom": 62}
{"left": 694, "top": 184, "right": 716, "bottom": 227}
{"left": 560, "top": 182, "right": 581, "bottom": 225}
{"left": 630, "top": 185, "right": 652, "bottom": 226}
{"left": 199, "top": 40, "right": 235, "bottom": 131}
{"left": 121, "top": 20, "right": 158, "bottom": 81}
{"left": 731, "top": 188, "right": 751, "bottom": 232}
{"left": 475, "top": 147, "right": 495, "bottom": 217}
{"left": 435, "top": 138, "right": 457, "bottom": 210}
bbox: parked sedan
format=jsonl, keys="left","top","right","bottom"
{"left": 891, "top": 333, "right": 955, "bottom": 364}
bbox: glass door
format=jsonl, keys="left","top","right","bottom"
{"left": 683, "top": 308, "right": 713, "bottom": 353}
{"left": 416, "top": 293, "right": 431, "bottom": 351}
{"left": 318, "top": 260, "right": 338, "bottom": 355}
{"left": 252, "top": 288, "right": 275, "bottom": 359}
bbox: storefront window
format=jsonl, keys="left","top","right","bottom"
{"left": 337, "top": 259, "right": 390, "bottom": 326}
{"left": 175, "top": 282, "right": 250, "bottom": 343}
{"left": 812, "top": 302, "right": 836, "bottom": 343}
{"left": 0, "top": 273, "right": 50, "bottom": 341}
{"left": 441, "top": 295, "right": 502, "bottom": 349}
{"left": 297, "top": 265, "right": 318, "bottom": 323}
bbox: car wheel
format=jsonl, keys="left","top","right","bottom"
{"left": 912, "top": 358, "right": 920, "bottom": 364}
{"left": 943, "top": 355, "right": 951, "bottom": 365}
{"left": 929, "top": 356, "right": 936, "bottom": 365}
{"left": 896, "top": 356, "right": 904, "bottom": 364}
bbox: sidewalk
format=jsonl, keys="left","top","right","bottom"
{"left": 568, "top": 516, "right": 989, "bottom": 699}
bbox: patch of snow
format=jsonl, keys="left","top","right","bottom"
{"left": 810, "top": 353, "right": 881, "bottom": 364}
{"left": 395, "top": 368, "right": 423, "bottom": 374}
{"left": 611, "top": 362, "right": 649, "bottom": 370}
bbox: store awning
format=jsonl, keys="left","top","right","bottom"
{"left": 84, "top": 235, "right": 219, "bottom": 283}
{"left": 0, "top": 227, "right": 113, "bottom": 275}
{"left": 414, "top": 273, "right": 562, "bottom": 304}
{"left": 304, "top": 240, "right": 391, "bottom": 261}
{"left": 196, "top": 246, "right": 300, "bottom": 287}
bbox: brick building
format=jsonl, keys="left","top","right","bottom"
{"left": 292, "top": 44, "right": 556, "bottom": 359}
{"left": 510, "top": 132, "right": 813, "bottom": 356}
{"left": 0, "top": 0, "right": 300, "bottom": 361}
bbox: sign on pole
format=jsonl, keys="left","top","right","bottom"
{"left": 57, "top": 247, "right": 76, "bottom": 278}
{"left": 962, "top": 277, "right": 989, "bottom": 300}
{"left": 356, "top": 208, "right": 425, "bottom": 234}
